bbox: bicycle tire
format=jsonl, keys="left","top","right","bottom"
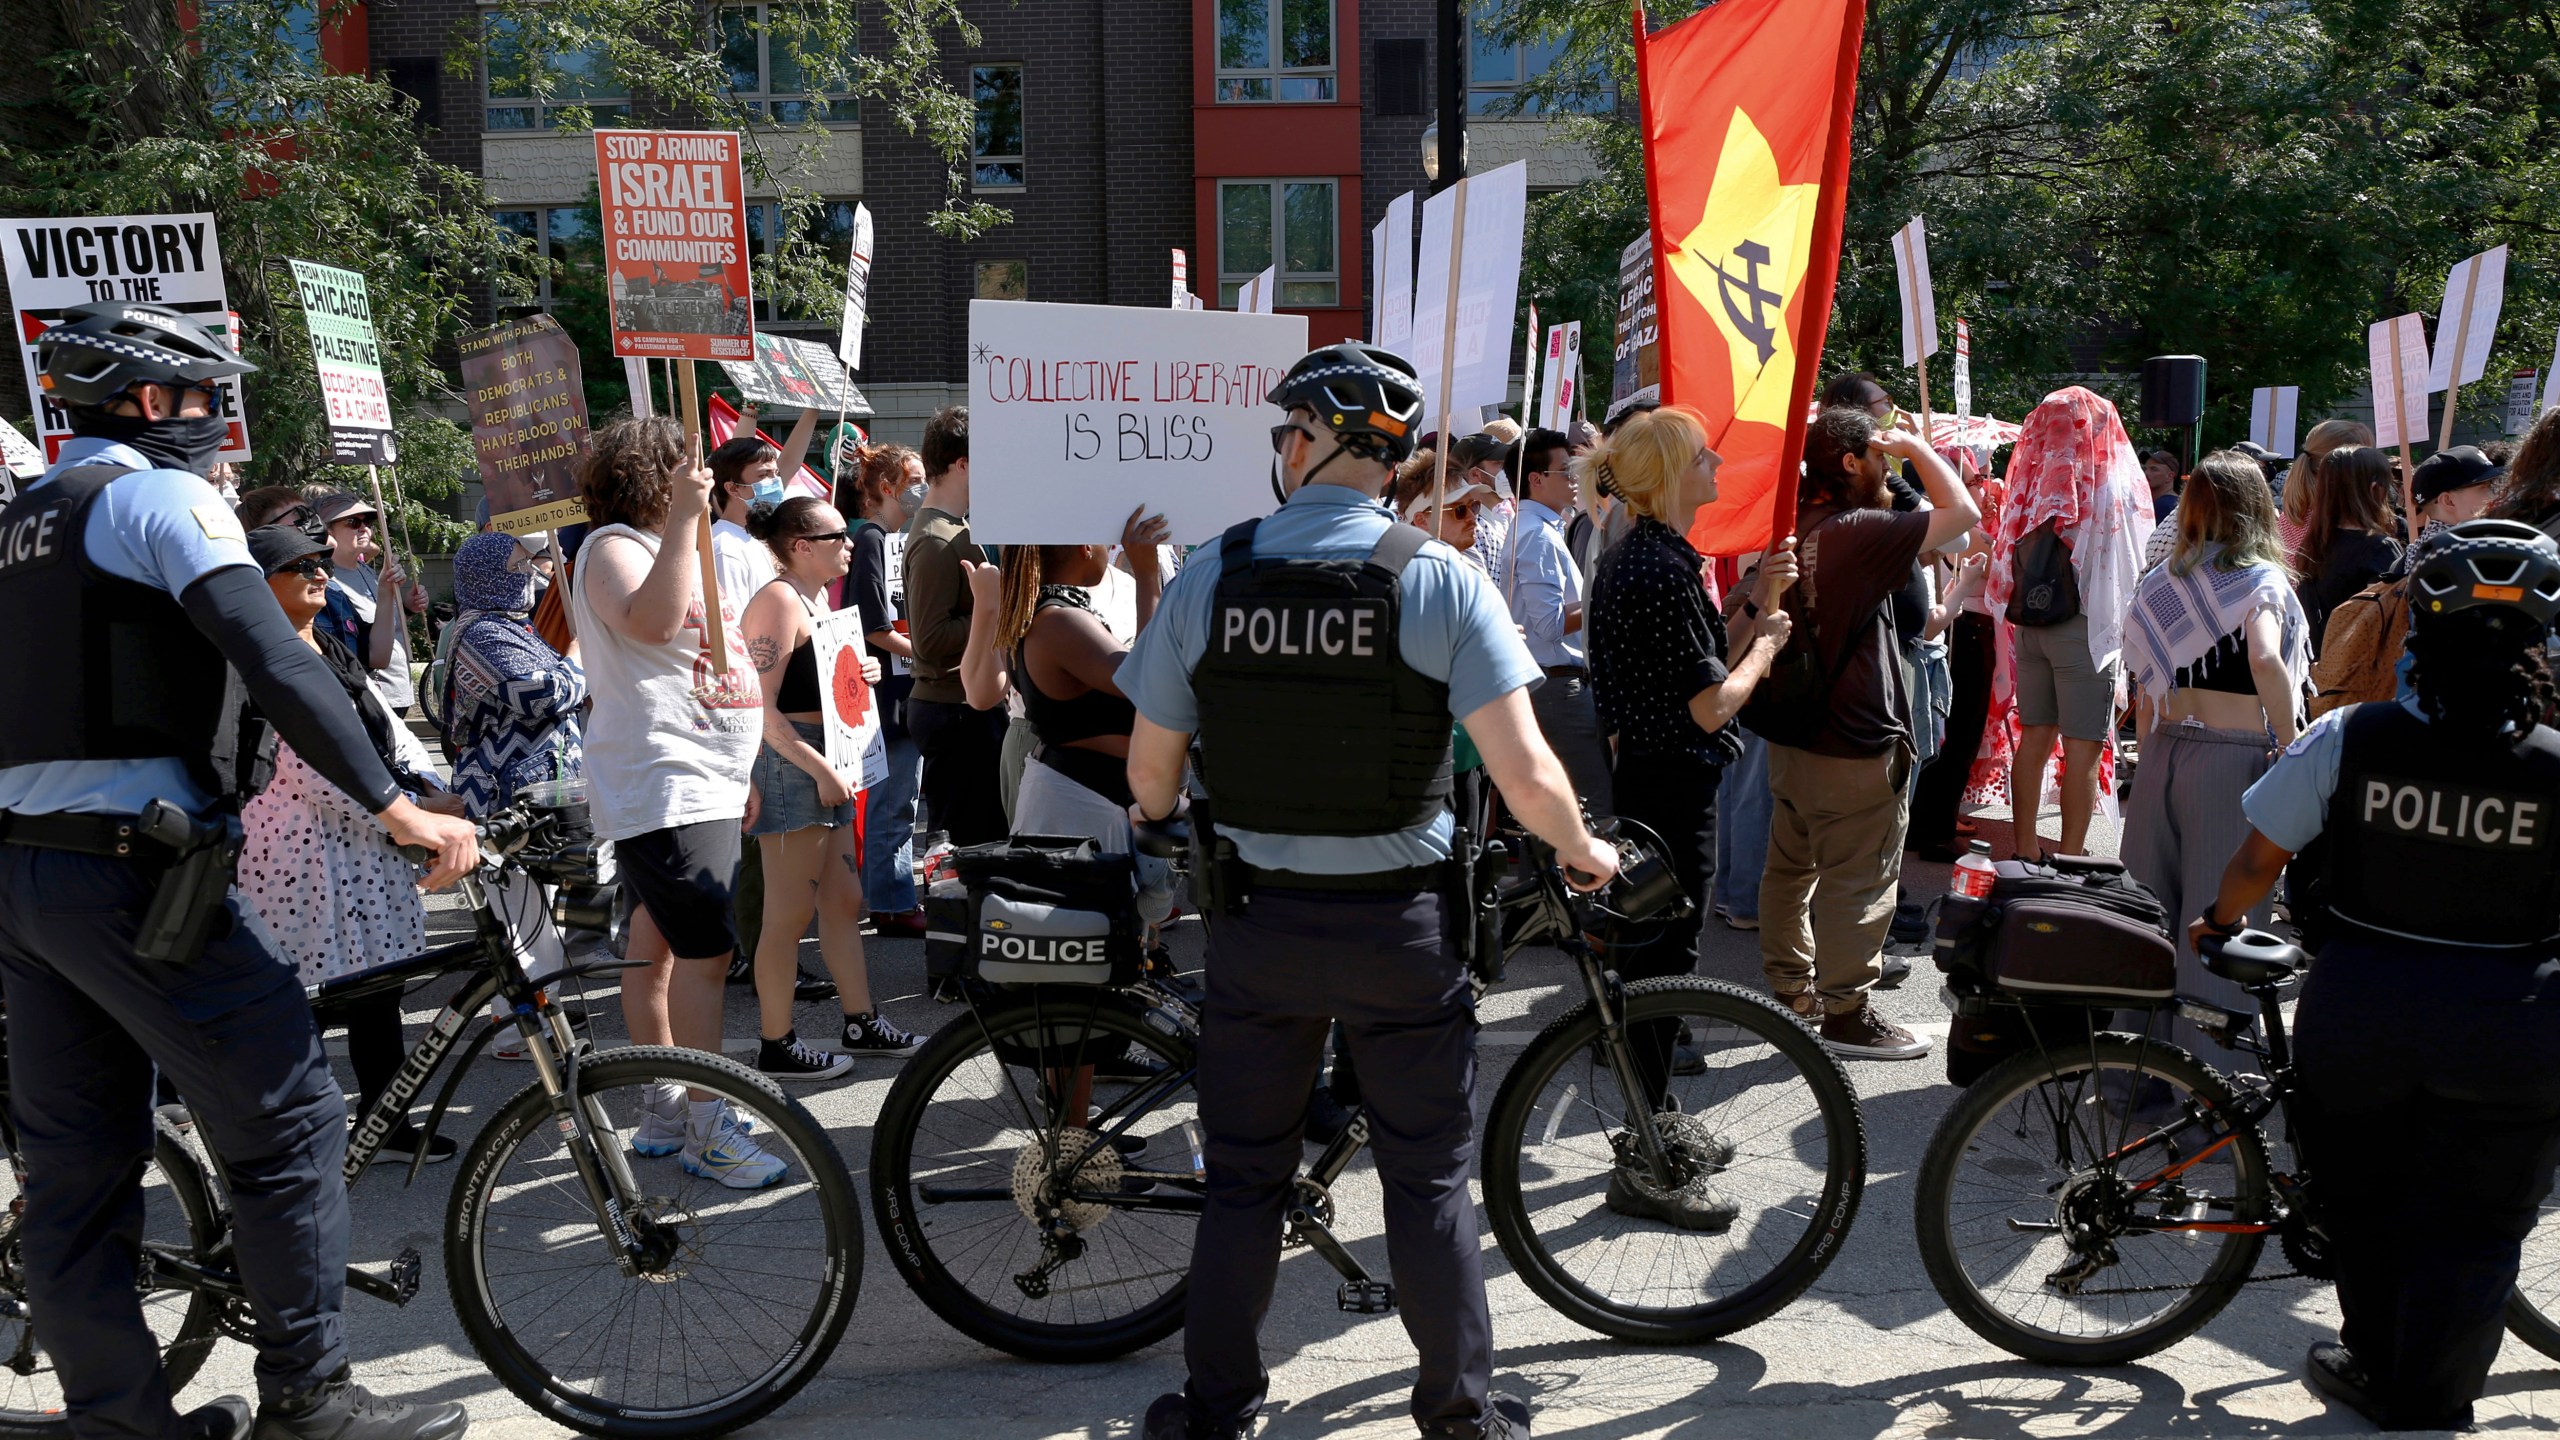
{"left": 445, "top": 1046, "right": 861, "bottom": 1439}
{"left": 1914, "top": 1031, "right": 2271, "bottom": 1365}
{"left": 871, "top": 993, "right": 1199, "bottom": 1363}
{"left": 0, "top": 1133, "right": 225, "bottom": 1434}
{"left": 2505, "top": 1191, "right": 2560, "bottom": 1360}
{"left": 1480, "top": 978, "right": 1866, "bottom": 1344}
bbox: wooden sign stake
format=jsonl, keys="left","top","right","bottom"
{"left": 1429, "top": 175, "right": 1472, "bottom": 542}
{"left": 675, "top": 359, "right": 731, "bottom": 675}
{"left": 2438, "top": 258, "right": 2484, "bottom": 454}
{"left": 2388, "top": 331, "right": 2418, "bottom": 540}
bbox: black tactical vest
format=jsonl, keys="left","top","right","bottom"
{"left": 2323, "top": 701, "right": 2560, "bottom": 948}
{"left": 1189, "top": 517, "right": 1454, "bottom": 837}
{"left": 0, "top": 466, "right": 234, "bottom": 794}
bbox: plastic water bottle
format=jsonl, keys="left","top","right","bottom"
{"left": 1951, "top": 840, "right": 1997, "bottom": 900}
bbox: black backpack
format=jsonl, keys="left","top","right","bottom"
{"left": 2004, "top": 517, "right": 2081, "bottom": 627}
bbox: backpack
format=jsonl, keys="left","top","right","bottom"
{"left": 2307, "top": 576, "right": 2410, "bottom": 719}
{"left": 2004, "top": 517, "right": 2082, "bottom": 627}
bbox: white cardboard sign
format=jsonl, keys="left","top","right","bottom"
{"left": 1171, "top": 248, "right": 1191, "bottom": 309}
{"left": 1520, "top": 302, "right": 1539, "bottom": 428}
{"left": 967, "top": 299, "right": 1309, "bottom": 545}
{"left": 1892, "top": 216, "right": 1938, "bottom": 369}
{"left": 810, "top": 606, "right": 886, "bottom": 791}
{"left": 2369, "top": 313, "right": 2432, "bottom": 450}
{"left": 1238, "top": 267, "right": 1278, "bottom": 315}
{"left": 1410, "top": 160, "right": 1530, "bottom": 427}
{"left": 2248, "top": 386, "right": 2299, "bottom": 457}
{"left": 1374, "top": 191, "right": 1415, "bottom": 353}
{"left": 2545, "top": 330, "right": 2560, "bottom": 418}
{"left": 1538, "top": 322, "right": 1581, "bottom": 432}
{"left": 286, "top": 258, "right": 395, "bottom": 465}
{"left": 1, "top": 213, "right": 251, "bottom": 465}
{"left": 0, "top": 419, "right": 45, "bottom": 482}
{"left": 624, "top": 356, "right": 654, "bottom": 418}
{"left": 1953, "top": 317, "right": 1972, "bottom": 422}
{"left": 2507, "top": 369, "right": 2540, "bottom": 436}
{"left": 838, "top": 201, "right": 873, "bottom": 370}
{"left": 2427, "top": 244, "right": 2507, "bottom": 393}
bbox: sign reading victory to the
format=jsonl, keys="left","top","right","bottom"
{"left": 967, "top": 300, "right": 1308, "bottom": 546}
{"left": 287, "top": 259, "right": 395, "bottom": 464}
{"left": 593, "top": 130, "right": 754, "bottom": 360}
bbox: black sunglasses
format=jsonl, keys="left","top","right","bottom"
{"left": 280, "top": 557, "right": 333, "bottom": 579}
{"left": 799, "top": 529, "right": 852, "bottom": 544}
{"left": 1270, "top": 423, "right": 1313, "bottom": 456}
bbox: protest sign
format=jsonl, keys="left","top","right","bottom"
{"left": 812, "top": 607, "right": 886, "bottom": 790}
{"left": 1, "top": 213, "right": 250, "bottom": 465}
{"left": 1237, "top": 267, "right": 1277, "bottom": 315}
{"left": 719, "top": 332, "right": 873, "bottom": 415}
{"left": 2247, "top": 386, "right": 2299, "bottom": 457}
{"left": 593, "top": 130, "right": 753, "bottom": 360}
{"left": 2546, "top": 330, "right": 2560, "bottom": 418}
{"left": 2369, "top": 314, "right": 2431, "bottom": 451}
{"left": 1520, "top": 303, "right": 1539, "bottom": 429}
{"left": 285, "top": 259, "right": 394, "bottom": 464}
{"left": 1612, "top": 230, "right": 1658, "bottom": 404}
{"left": 1410, "top": 160, "right": 1529, "bottom": 428}
{"left": 1953, "top": 318, "right": 1972, "bottom": 423}
{"left": 459, "top": 314, "right": 590, "bottom": 535}
{"left": 1891, "top": 217, "right": 1939, "bottom": 370}
{"left": 2511, "top": 369, "right": 2542, "bottom": 436}
{"left": 967, "top": 299, "right": 1307, "bottom": 545}
{"left": 1374, "top": 191, "right": 1415, "bottom": 352}
{"left": 2429, "top": 244, "right": 2507, "bottom": 449}
{"left": 625, "top": 356, "right": 655, "bottom": 418}
{"left": 838, "top": 202, "right": 872, "bottom": 369}
{"left": 1538, "top": 322, "right": 1581, "bottom": 432}
{"left": 0, "top": 419, "right": 43, "bottom": 486}
{"left": 1172, "top": 248, "right": 1191, "bottom": 309}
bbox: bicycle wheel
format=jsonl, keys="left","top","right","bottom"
{"left": 1914, "top": 1031, "right": 2271, "bottom": 1365}
{"left": 871, "top": 990, "right": 1200, "bottom": 1362}
{"left": 445, "top": 1047, "right": 861, "bottom": 1439}
{"left": 0, "top": 1133, "right": 225, "bottom": 1434}
{"left": 2504, "top": 1185, "right": 2560, "bottom": 1360}
{"left": 1481, "top": 978, "right": 1866, "bottom": 1344}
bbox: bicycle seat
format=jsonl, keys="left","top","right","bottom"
{"left": 2200, "top": 929, "right": 2304, "bottom": 986}
{"left": 1132, "top": 815, "right": 1190, "bottom": 860}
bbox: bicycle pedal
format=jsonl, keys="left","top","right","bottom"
{"left": 1336, "top": 1280, "right": 1395, "bottom": 1315}
{"left": 387, "top": 1246, "right": 421, "bottom": 1305}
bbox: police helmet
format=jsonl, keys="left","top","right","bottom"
{"left": 1269, "top": 343, "right": 1426, "bottom": 464}
{"left": 2409, "top": 519, "right": 2560, "bottom": 633}
{"left": 35, "top": 301, "right": 255, "bottom": 410}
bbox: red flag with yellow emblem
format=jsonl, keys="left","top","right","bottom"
{"left": 1636, "top": 0, "right": 1867, "bottom": 556}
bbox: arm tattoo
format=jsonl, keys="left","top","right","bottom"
{"left": 748, "top": 635, "right": 783, "bottom": 673}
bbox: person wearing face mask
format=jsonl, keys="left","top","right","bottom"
{"left": 709, "top": 435, "right": 788, "bottom": 619}
{"left": 0, "top": 302, "right": 477, "bottom": 1440}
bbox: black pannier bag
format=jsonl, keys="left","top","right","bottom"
{"left": 1931, "top": 857, "right": 2175, "bottom": 1084}
{"left": 923, "top": 835, "right": 1144, "bottom": 990}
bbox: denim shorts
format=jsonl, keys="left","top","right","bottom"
{"left": 748, "top": 719, "right": 856, "bottom": 835}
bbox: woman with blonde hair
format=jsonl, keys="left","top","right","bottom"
{"left": 1581, "top": 404, "right": 1795, "bottom": 1059}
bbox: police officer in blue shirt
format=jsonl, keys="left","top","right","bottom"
{"left": 0, "top": 304, "right": 477, "bottom": 1440}
{"left": 1123, "top": 344, "right": 1620, "bottom": 1440}
{"left": 2192, "top": 519, "right": 2560, "bottom": 1431}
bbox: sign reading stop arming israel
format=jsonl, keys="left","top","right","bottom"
{"left": 287, "top": 259, "right": 395, "bottom": 464}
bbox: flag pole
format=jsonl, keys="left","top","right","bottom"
{"left": 675, "top": 359, "right": 731, "bottom": 675}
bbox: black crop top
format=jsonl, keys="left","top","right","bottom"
{"left": 778, "top": 636, "right": 822, "bottom": 712}
{"left": 1017, "top": 589, "right": 1136, "bottom": 746}
{"left": 2172, "top": 627, "right": 2258, "bottom": 696}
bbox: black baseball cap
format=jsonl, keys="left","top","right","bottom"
{"left": 247, "top": 524, "right": 332, "bottom": 575}
{"left": 2412, "top": 446, "right": 2502, "bottom": 506}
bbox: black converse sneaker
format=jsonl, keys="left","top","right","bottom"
{"left": 756, "top": 1031, "right": 853, "bottom": 1082}
{"left": 840, "top": 1012, "right": 921, "bottom": 1058}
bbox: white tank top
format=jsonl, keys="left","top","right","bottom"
{"left": 568, "top": 523, "right": 762, "bottom": 840}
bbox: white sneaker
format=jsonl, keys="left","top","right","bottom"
{"left": 681, "top": 1102, "right": 790, "bottom": 1189}
{"left": 630, "top": 1083, "right": 686, "bottom": 1157}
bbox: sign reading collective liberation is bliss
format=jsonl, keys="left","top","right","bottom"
{"left": 286, "top": 259, "right": 395, "bottom": 464}
{"left": 458, "top": 314, "right": 591, "bottom": 535}
{"left": 967, "top": 299, "right": 1308, "bottom": 546}
{"left": 592, "top": 130, "right": 754, "bottom": 360}
{"left": 0, "top": 212, "right": 251, "bottom": 465}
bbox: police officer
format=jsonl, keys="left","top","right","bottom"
{"left": 0, "top": 303, "right": 478, "bottom": 1440}
{"left": 1119, "top": 344, "right": 1620, "bottom": 1440}
{"left": 2191, "top": 519, "right": 2560, "bottom": 1431}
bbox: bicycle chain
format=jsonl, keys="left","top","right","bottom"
{"left": 2062, "top": 1269, "right": 2311, "bottom": 1297}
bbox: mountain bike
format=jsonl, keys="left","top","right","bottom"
{"left": 0, "top": 802, "right": 861, "bottom": 1438}
{"left": 1914, "top": 927, "right": 2560, "bottom": 1364}
{"left": 870, "top": 814, "right": 1865, "bottom": 1361}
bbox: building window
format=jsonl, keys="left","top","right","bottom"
{"left": 742, "top": 198, "right": 866, "bottom": 321}
{"left": 206, "top": 0, "right": 323, "bottom": 120}
{"left": 717, "top": 4, "right": 858, "bottom": 124}
{"left": 491, "top": 207, "right": 601, "bottom": 311}
{"left": 975, "top": 261, "right": 1028, "bottom": 302}
{"left": 1468, "top": 21, "right": 1614, "bottom": 114}
{"left": 971, "top": 65, "right": 1025, "bottom": 189}
{"left": 483, "top": 16, "right": 628, "bottom": 130}
{"left": 1217, "top": 0, "right": 1334, "bottom": 103}
{"left": 1217, "top": 180, "right": 1336, "bottom": 308}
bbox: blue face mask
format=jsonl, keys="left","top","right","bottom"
{"left": 751, "top": 476, "right": 787, "bottom": 509}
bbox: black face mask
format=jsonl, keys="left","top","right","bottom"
{"left": 68, "top": 407, "right": 228, "bottom": 477}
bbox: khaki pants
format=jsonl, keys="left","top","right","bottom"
{"left": 1759, "top": 743, "right": 1911, "bottom": 1014}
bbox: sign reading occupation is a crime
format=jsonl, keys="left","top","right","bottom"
{"left": 1, "top": 212, "right": 251, "bottom": 465}
{"left": 967, "top": 299, "right": 1308, "bottom": 546}
{"left": 593, "top": 130, "right": 754, "bottom": 361}
{"left": 287, "top": 259, "right": 395, "bottom": 464}
{"left": 458, "top": 314, "right": 591, "bottom": 535}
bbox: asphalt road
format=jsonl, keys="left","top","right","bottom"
{"left": 157, "top": 802, "right": 2559, "bottom": 1440}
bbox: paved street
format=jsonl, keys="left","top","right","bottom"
{"left": 166, "top": 804, "right": 2559, "bottom": 1439}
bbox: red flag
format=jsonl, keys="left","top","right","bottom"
{"left": 1636, "top": 0, "right": 1866, "bottom": 555}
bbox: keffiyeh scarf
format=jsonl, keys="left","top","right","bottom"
{"left": 2122, "top": 542, "right": 2311, "bottom": 703}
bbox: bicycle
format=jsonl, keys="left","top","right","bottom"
{"left": 870, "top": 815, "right": 1865, "bottom": 1361}
{"left": 0, "top": 802, "right": 861, "bottom": 1438}
{"left": 1913, "top": 927, "right": 2560, "bottom": 1364}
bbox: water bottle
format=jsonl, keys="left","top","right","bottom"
{"left": 1950, "top": 840, "right": 1997, "bottom": 900}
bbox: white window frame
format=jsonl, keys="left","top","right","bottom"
{"left": 970, "top": 64, "right": 1026, "bottom": 191}
{"left": 1215, "top": 0, "right": 1336, "bottom": 104}
{"left": 716, "top": 3, "right": 860, "bottom": 126}
{"left": 1216, "top": 178, "right": 1338, "bottom": 309}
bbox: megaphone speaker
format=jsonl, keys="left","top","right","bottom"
{"left": 2140, "top": 356, "right": 2206, "bottom": 428}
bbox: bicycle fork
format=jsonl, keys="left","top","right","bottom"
{"left": 1567, "top": 941, "right": 1680, "bottom": 1188}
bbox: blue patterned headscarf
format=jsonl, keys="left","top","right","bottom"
{"left": 454, "top": 532, "right": 534, "bottom": 616}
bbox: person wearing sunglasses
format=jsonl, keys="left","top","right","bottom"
{"left": 0, "top": 302, "right": 475, "bottom": 1440}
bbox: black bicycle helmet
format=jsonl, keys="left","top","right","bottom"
{"left": 35, "top": 301, "right": 255, "bottom": 410}
{"left": 1269, "top": 343, "right": 1425, "bottom": 464}
{"left": 2409, "top": 519, "right": 2560, "bottom": 633}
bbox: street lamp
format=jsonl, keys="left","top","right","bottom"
{"left": 1420, "top": 122, "right": 1469, "bottom": 184}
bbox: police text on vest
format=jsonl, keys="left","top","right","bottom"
{"left": 2360, "top": 778, "right": 2545, "bottom": 848}
{"left": 1220, "top": 602, "right": 1378, "bottom": 658}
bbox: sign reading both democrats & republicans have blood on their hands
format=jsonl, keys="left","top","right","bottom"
{"left": 592, "top": 131, "right": 754, "bottom": 361}
{"left": 966, "top": 300, "right": 1309, "bottom": 547}
{"left": 458, "top": 314, "right": 591, "bottom": 535}
{"left": 286, "top": 259, "right": 395, "bottom": 465}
